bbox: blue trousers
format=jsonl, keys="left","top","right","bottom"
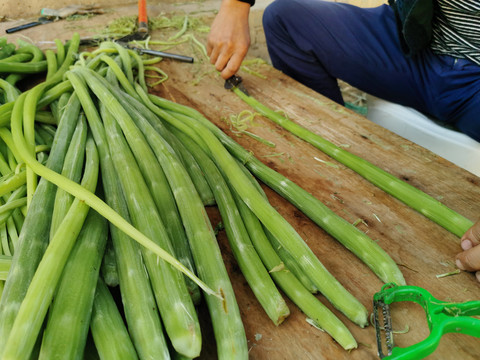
{"left": 262, "top": 0, "right": 480, "bottom": 141}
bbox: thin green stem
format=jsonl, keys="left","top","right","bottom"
{"left": 154, "top": 98, "right": 406, "bottom": 286}
{"left": 233, "top": 89, "right": 473, "bottom": 236}
{"left": 141, "top": 90, "right": 369, "bottom": 327}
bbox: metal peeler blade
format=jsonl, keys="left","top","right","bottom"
{"left": 224, "top": 75, "right": 249, "bottom": 96}
{"left": 373, "top": 297, "right": 395, "bottom": 358}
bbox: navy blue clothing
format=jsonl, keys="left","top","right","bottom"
{"left": 262, "top": 0, "right": 480, "bottom": 141}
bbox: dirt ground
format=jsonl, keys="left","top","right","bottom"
{"left": 1, "top": 0, "right": 260, "bottom": 20}
{"left": 1, "top": 1, "right": 131, "bottom": 20}
{"left": 0, "top": 0, "right": 370, "bottom": 111}
{"left": 1, "top": 0, "right": 274, "bottom": 70}
{"left": 1, "top": 0, "right": 385, "bottom": 22}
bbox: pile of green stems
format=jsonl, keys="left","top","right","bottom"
{"left": 0, "top": 37, "right": 59, "bottom": 274}
{"left": 3, "top": 32, "right": 465, "bottom": 359}
{"left": 231, "top": 89, "right": 473, "bottom": 237}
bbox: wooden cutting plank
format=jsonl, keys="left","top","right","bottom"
{"left": 1, "top": 5, "right": 479, "bottom": 359}
{"left": 152, "top": 59, "right": 480, "bottom": 360}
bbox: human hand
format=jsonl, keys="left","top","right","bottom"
{"left": 456, "top": 219, "right": 480, "bottom": 282}
{"left": 207, "top": 0, "right": 251, "bottom": 79}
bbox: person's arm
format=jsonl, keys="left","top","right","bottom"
{"left": 456, "top": 219, "right": 480, "bottom": 282}
{"left": 207, "top": 0, "right": 253, "bottom": 79}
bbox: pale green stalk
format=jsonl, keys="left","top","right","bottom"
{"left": 0, "top": 186, "right": 25, "bottom": 236}
{"left": 8, "top": 71, "right": 215, "bottom": 300}
{"left": 45, "top": 50, "right": 58, "bottom": 80}
{"left": 90, "top": 279, "right": 139, "bottom": 360}
{"left": 0, "top": 198, "right": 26, "bottom": 218}
{"left": 265, "top": 229, "right": 319, "bottom": 293}
{"left": 166, "top": 130, "right": 216, "bottom": 206}
{"left": 123, "top": 103, "right": 248, "bottom": 360}
{"left": 0, "top": 90, "right": 80, "bottom": 354}
{"left": 0, "top": 172, "right": 26, "bottom": 201}
{"left": 39, "top": 209, "right": 108, "bottom": 360}
{"left": 173, "top": 128, "right": 290, "bottom": 325}
{"left": 5, "top": 217, "right": 18, "bottom": 255}
{"left": 1, "top": 136, "right": 99, "bottom": 360}
{"left": 35, "top": 110, "right": 56, "bottom": 125}
{"left": 22, "top": 33, "right": 80, "bottom": 206}
{"left": 100, "top": 239, "right": 119, "bottom": 287}
{"left": 55, "top": 38, "right": 65, "bottom": 65}
{"left": 50, "top": 111, "right": 86, "bottom": 237}
{"left": 0, "top": 150, "right": 12, "bottom": 176}
{"left": 0, "top": 222, "right": 9, "bottom": 256}
{"left": 109, "top": 86, "right": 201, "bottom": 303}
{"left": 112, "top": 42, "right": 134, "bottom": 84}
{"left": 67, "top": 70, "right": 171, "bottom": 359}
{"left": 0, "top": 79, "right": 20, "bottom": 102}
{"left": 0, "top": 255, "right": 11, "bottom": 281}
{"left": 141, "top": 90, "right": 369, "bottom": 327}
{"left": 100, "top": 103, "right": 201, "bottom": 358}
{"left": 153, "top": 97, "right": 406, "bottom": 286}
{"left": 233, "top": 89, "right": 473, "bottom": 236}
{"left": 0, "top": 128, "right": 22, "bottom": 165}
{"left": 231, "top": 184, "right": 358, "bottom": 350}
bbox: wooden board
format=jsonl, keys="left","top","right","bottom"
{"left": 1, "top": 5, "right": 479, "bottom": 359}
{"left": 155, "top": 60, "right": 480, "bottom": 360}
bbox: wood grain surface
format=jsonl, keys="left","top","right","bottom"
{"left": 153, "top": 60, "right": 480, "bottom": 360}
{"left": 1, "top": 6, "right": 479, "bottom": 359}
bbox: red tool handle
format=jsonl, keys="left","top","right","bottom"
{"left": 138, "top": 0, "right": 148, "bottom": 34}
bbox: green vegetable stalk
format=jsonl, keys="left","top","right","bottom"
{"left": 67, "top": 71, "right": 171, "bottom": 359}
{"left": 172, "top": 127, "right": 291, "bottom": 326}
{"left": 140, "top": 88, "right": 369, "bottom": 328}
{"left": 90, "top": 278, "right": 139, "bottom": 360}
{"left": 149, "top": 95, "right": 405, "bottom": 287}
{"left": 1, "top": 135, "right": 99, "bottom": 360}
{"left": 232, "top": 88, "right": 473, "bottom": 237}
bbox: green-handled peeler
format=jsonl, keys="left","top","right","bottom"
{"left": 373, "top": 283, "right": 480, "bottom": 359}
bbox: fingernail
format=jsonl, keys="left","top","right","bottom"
{"left": 461, "top": 239, "right": 473, "bottom": 250}
{"left": 456, "top": 259, "right": 465, "bottom": 270}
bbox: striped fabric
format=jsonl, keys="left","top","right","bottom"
{"left": 430, "top": 0, "right": 480, "bottom": 65}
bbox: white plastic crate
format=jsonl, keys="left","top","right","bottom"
{"left": 366, "top": 95, "right": 480, "bottom": 176}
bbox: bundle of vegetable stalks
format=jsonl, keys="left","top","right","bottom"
{"left": 0, "top": 32, "right": 415, "bottom": 359}
{"left": 230, "top": 90, "right": 474, "bottom": 238}
{"left": 0, "top": 35, "right": 66, "bottom": 308}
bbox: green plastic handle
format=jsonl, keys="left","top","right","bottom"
{"left": 375, "top": 283, "right": 480, "bottom": 360}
